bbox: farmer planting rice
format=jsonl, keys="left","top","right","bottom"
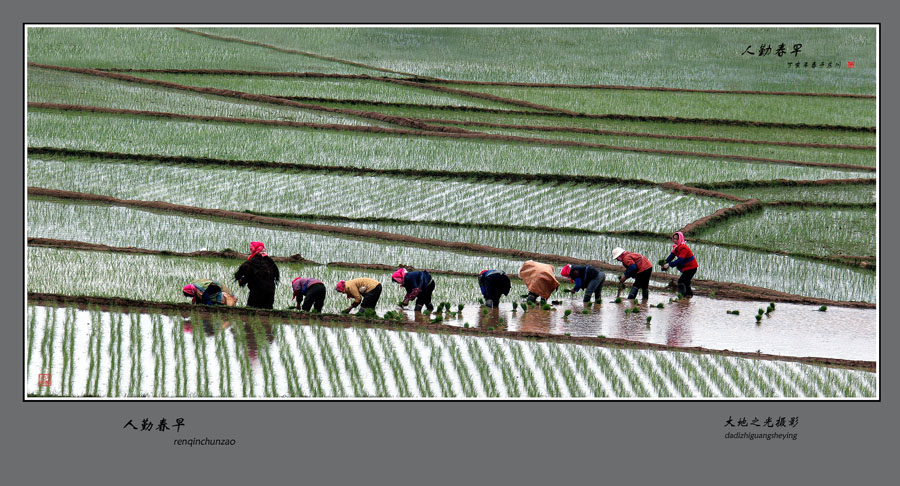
{"left": 518, "top": 260, "right": 559, "bottom": 303}
{"left": 560, "top": 264, "right": 606, "bottom": 303}
{"left": 662, "top": 231, "right": 698, "bottom": 297}
{"left": 479, "top": 269, "right": 511, "bottom": 308}
{"left": 233, "top": 241, "right": 280, "bottom": 309}
{"left": 181, "top": 278, "right": 237, "bottom": 306}
{"left": 291, "top": 277, "right": 326, "bottom": 312}
{"left": 336, "top": 277, "right": 383, "bottom": 314}
{"left": 612, "top": 247, "right": 653, "bottom": 300}
{"left": 393, "top": 268, "right": 435, "bottom": 312}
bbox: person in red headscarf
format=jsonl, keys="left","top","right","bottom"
{"left": 662, "top": 231, "right": 699, "bottom": 297}
{"left": 233, "top": 242, "right": 280, "bottom": 309}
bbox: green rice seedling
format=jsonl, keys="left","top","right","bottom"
{"left": 656, "top": 303, "right": 664, "bottom": 309}
{"left": 464, "top": 323, "right": 469, "bottom": 328}
{"left": 512, "top": 301, "right": 518, "bottom": 311}
{"left": 646, "top": 316, "right": 652, "bottom": 324}
{"left": 541, "top": 303, "right": 551, "bottom": 310}
{"left": 755, "top": 315, "right": 763, "bottom": 323}
{"left": 335, "top": 329, "right": 366, "bottom": 397}
{"left": 482, "top": 308, "right": 489, "bottom": 315}
{"left": 564, "top": 309, "right": 572, "bottom": 318}
{"left": 375, "top": 330, "right": 410, "bottom": 397}
{"left": 431, "top": 315, "right": 443, "bottom": 323}
{"left": 457, "top": 304, "right": 464, "bottom": 312}
{"left": 614, "top": 297, "right": 622, "bottom": 304}
{"left": 709, "top": 291, "right": 716, "bottom": 299}
{"left": 819, "top": 305, "right": 828, "bottom": 312}
{"left": 582, "top": 309, "right": 590, "bottom": 314}
{"left": 488, "top": 327, "right": 495, "bottom": 331}
{"left": 758, "top": 308, "right": 765, "bottom": 316}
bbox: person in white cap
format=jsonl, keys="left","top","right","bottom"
{"left": 612, "top": 247, "right": 653, "bottom": 300}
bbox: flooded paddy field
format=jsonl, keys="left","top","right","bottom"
{"left": 26, "top": 304, "right": 876, "bottom": 398}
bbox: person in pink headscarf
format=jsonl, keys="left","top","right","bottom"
{"left": 392, "top": 268, "right": 435, "bottom": 312}
{"left": 182, "top": 278, "right": 237, "bottom": 306}
{"left": 662, "top": 231, "right": 699, "bottom": 297}
{"left": 234, "top": 242, "right": 280, "bottom": 309}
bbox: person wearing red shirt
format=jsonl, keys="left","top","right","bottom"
{"left": 662, "top": 231, "right": 698, "bottom": 297}
{"left": 613, "top": 247, "right": 653, "bottom": 300}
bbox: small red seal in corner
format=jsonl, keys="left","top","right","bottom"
{"left": 848, "top": 61, "right": 855, "bottom": 68}
{"left": 38, "top": 374, "right": 51, "bottom": 386}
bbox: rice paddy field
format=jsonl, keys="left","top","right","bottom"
{"left": 25, "top": 26, "right": 878, "bottom": 399}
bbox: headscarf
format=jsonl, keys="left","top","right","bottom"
{"left": 335, "top": 281, "right": 346, "bottom": 293}
{"left": 672, "top": 231, "right": 686, "bottom": 250}
{"left": 182, "top": 284, "right": 198, "bottom": 297}
{"left": 560, "top": 264, "right": 571, "bottom": 277}
{"left": 248, "top": 241, "right": 267, "bottom": 260}
{"left": 392, "top": 268, "right": 407, "bottom": 284}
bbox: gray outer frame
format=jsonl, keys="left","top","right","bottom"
{"left": 9, "top": 2, "right": 891, "bottom": 484}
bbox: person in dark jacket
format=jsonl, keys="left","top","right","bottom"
{"left": 560, "top": 264, "right": 606, "bottom": 303}
{"left": 662, "top": 231, "right": 699, "bottom": 297}
{"left": 479, "top": 269, "right": 511, "bottom": 308}
{"left": 234, "top": 241, "right": 280, "bottom": 309}
{"left": 613, "top": 247, "right": 653, "bottom": 300}
{"left": 291, "top": 277, "right": 326, "bottom": 312}
{"left": 392, "top": 268, "right": 435, "bottom": 312}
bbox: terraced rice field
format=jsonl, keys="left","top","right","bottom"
{"left": 26, "top": 26, "right": 877, "bottom": 398}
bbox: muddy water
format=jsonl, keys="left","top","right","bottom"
{"left": 401, "top": 296, "right": 876, "bottom": 362}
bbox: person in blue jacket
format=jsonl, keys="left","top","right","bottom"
{"left": 478, "top": 269, "right": 511, "bottom": 308}
{"left": 560, "top": 264, "right": 606, "bottom": 303}
{"left": 392, "top": 268, "right": 435, "bottom": 312}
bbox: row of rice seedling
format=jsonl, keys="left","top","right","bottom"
{"left": 28, "top": 68, "right": 389, "bottom": 128}
{"left": 130, "top": 72, "right": 528, "bottom": 111}
{"left": 713, "top": 184, "right": 876, "bottom": 204}
{"left": 693, "top": 206, "right": 876, "bottom": 258}
{"left": 27, "top": 246, "right": 507, "bottom": 313}
{"left": 458, "top": 125, "right": 875, "bottom": 168}
{"left": 27, "top": 27, "right": 385, "bottom": 75}
{"left": 441, "top": 84, "right": 875, "bottom": 127}
{"left": 27, "top": 111, "right": 871, "bottom": 183}
{"left": 312, "top": 102, "right": 877, "bottom": 148}
{"left": 27, "top": 198, "right": 875, "bottom": 303}
{"left": 295, "top": 217, "right": 875, "bottom": 303}
{"left": 27, "top": 157, "right": 730, "bottom": 232}
{"left": 192, "top": 27, "right": 875, "bottom": 93}
{"left": 30, "top": 304, "right": 876, "bottom": 398}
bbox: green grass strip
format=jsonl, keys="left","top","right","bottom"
{"left": 376, "top": 329, "right": 410, "bottom": 397}
{"left": 508, "top": 341, "right": 540, "bottom": 398}
{"left": 487, "top": 339, "right": 520, "bottom": 397}
{"left": 530, "top": 342, "right": 561, "bottom": 398}
{"left": 315, "top": 326, "right": 346, "bottom": 398}
{"left": 356, "top": 328, "right": 387, "bottom": 397}
{"left": 443, "top": 335, "right": 476, "bottom": 397}
{"left": 399, "top": 331, "right": 433, "bottom": 398}
{"left": 335, "top": 328, "right": 366, "bottom": 397}
{"left": 293, "top": 325, "right": 324, "bottom": 397}
{"left": 426, "top": 334, "right": 455, "bottom": 397}
{"left": 274, "top": 326, "right": 301, "bottom": 397}
{"left": 466, "top": 339, "right": 498, "bottom": 397}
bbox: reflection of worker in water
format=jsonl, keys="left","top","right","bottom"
{"left": 291, "top": 277, "right": 326, "bottom": 312}
{"left": 560, "top": 264, "right": 606, "bottom": 303}
{"left": 665, "top": 298, "right": 695, "bottom": 347}
{"left": 613, "top": 247, "right": 652, "bottom": 300}
{"left": 518, "top": 260, "right": 559, "bottom": 303}
{"left": 479, "top": 269, "right": 511, "bottom": 308}
{"left": 662, "top": 231, "right": 698, "bottom": 298}
{"left": 393, "top": 268, "right": 435, "bottom": 312}
{"left": 234, "top": 241, "right": 280, "bottom": 309}
{"left": 182, "top": 279, "right": 237, "bottom": 306}
{"left": 336, "top": 278, "right": 383, "bottom": 314}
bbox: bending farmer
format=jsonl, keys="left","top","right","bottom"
{"left": 392, "top": 268, "right": 435, "bottom": 312}
{"left": 612, "top": 247, "right": 652, "bottom": 300}
{"left": 182, "top": 279, "right": 237, "bottom": 306}
{"left": 234, "top": 241, "right": 280, "bottom": 309}
{"left": 291, "top": 277, "right": 326, "bottom": 312}
{"left": 560, "top": 264, "right": 606, "bottom": 303}
{"left": 662, "top": 231, "right": 698, "bottom": 297}
{"left": 336, "top": 278, "right": 383, "bottom": 314}
{"left": 479, "top": 269, "right": 511, "bottom": 308}
{"left": 518, "top": 260, "right": 559, "bottom": 303}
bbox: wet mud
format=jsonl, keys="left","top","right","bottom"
{"left": 695, "top": 177, "right": 876, "bottom": 190}
{"left": 680, "top": 199, "right": 764, "bottom": 235}
{"left": 28, "top": 292, "right": 875, "bottom": 372}
{"left": 29, "top": 98, "right": 875, "bottom": 172}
